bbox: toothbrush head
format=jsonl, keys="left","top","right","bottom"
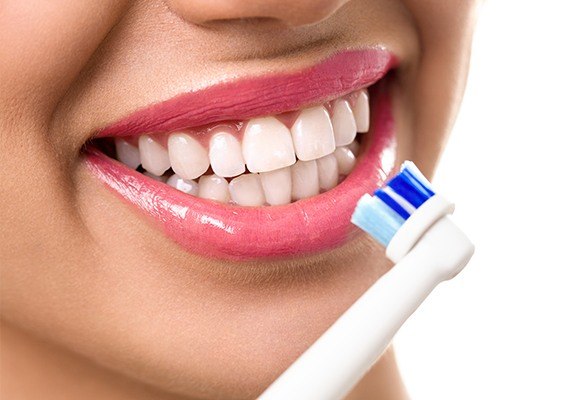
{"left": 351, "top": 161, "right": 437, "bottom": 247}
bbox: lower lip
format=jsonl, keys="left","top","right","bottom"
{"left": 85, "top": 85, "right": 396, "bottom": 262}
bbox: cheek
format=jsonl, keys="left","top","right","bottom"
{"left": 401, "top": 0, "right": 479, "bottom": 176}
{"left": 0, "top": 1, "right": 127, "bottom": 119}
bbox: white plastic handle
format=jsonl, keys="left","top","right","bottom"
{"left": 257, "top": 216, "right": 474, "bottom": 400}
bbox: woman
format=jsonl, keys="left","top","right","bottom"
{"left": 0, "top": 1, "right": 479, "bottom": 399}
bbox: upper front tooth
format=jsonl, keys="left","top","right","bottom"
{"left": 243, "top": 117, "right": 296, "bottom": 173}
{"left": 115, "top": 138, "right": 141, "bottom": 169}
{"left": 331, "top": 100, "right": 357, "bottom": 146}
{"left": 168, "top": 133, "right": 210, "bottom": 180}
{"left": 198, "top": 174, "right": 230, "bottom": 203}
{"left": 291, "top": 106, "right": 336, "bottom": 161}
{"left": 352, "top": 89, "right": 370, "bottom": 133}
{"left": 209, "top": 132, "right": 245, "bottom": 177}
{"left": 139, "top": 135, "right": 171, "bottom": 176}
{"left": 291, "top": 160, "right": 320, "bottom": 200}
{"left": 259, "top": 167, "right": 292, "bottom": 206}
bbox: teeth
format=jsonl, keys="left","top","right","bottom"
{"left": 229, "top": 173, "right": 266, "bottom": 206}
{"left": 331, "top": 100, "right": 357, "bottom": 146}
{"left": 167, "top": 174, "right": 199, "bottom": 195}
{"left": 316, "top": 154, "right": 338, "bottom": 191}
{"left": 198, "top": 175, "right": 230, "bottom": 203}
{"left": 139, "top": 135, "right": 171, "bottom": 176}
{"left": 168, "top": 133, "right": 210, "bottom": 180}
{"left": 115, "top": 139, "right": 141, "bottom": 169}
{"left": 243, "top": 117, "right": 296, "bottom": 173}
{"left": 118, "top": 91, "right": 368, "bottom": 205}
{"left": 209, "top": 132, "right": 245, "bottom": 178}
{"left": 334, "top": 146, "right": 357, "bottom": 175}
{"left": 291, "top": 160, "right": 319, "bottom": 200}
{"left": 352, "top": 89, "right": 370, "bottom": 133}
{"left": 291, "top": 106, "right": 336, "bottom": 161}
{"left": 260, "top": 167, "right": 292, "bottom": 206}
{"left": 348, "top": 140, "right": 360, "bottom": 157}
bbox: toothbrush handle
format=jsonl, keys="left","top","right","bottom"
{"left": 257, "top": 216, "right": 474, "bottom": 400}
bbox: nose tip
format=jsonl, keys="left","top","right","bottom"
{"left": 167, "top": 0, "right": 351, "bottom": 28}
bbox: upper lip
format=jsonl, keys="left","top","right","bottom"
{"left": 96, "top": 47, "right": 396, "bottom": 138}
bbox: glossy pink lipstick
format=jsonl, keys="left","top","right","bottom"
{"left": 85, "top": 48, "right": 397, "bottom": 260}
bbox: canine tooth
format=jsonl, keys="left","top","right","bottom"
{"left": 198, "top": 175, "right": 230, "bottom": 203}
{"left": 209, "top": 132, "right": 245, "bottom": 177}
{"left": 166, "top": 174, "right": 199, "bottom": 195}
{"left": 139, "top": 135, "right": 171, "bottom": 176}
{"left": 143, "top": 172, "right": 167, "bottom": 182}
{"left": 349, "top": 140, "right": 360, "bottom": 156}
{"left": 334, "top": 146, "right": 357, "bottom": 175}
{"left": 115, "top": 138, "right": 140, "bottom": 169}
{"left": 168, "top": 133, "right": 210, "bottom": 180}
{"left": 243, "top": 117, "right": 296, "bottom": 173}
{"left": 331, "top": 100, "right": 357, "bottom": 146}
{"left": 316, "top": 154, "right": 338, "bottom": 191}
{"left": 291, "top": 106, "right": 335, "bottom": 161}
{"left": 229, "top": 174, "right": 266, "bottom": 206}
{"left": 260, "top": 167, "right": 291, "bottom": 206}
{"left": 291, "top": 160, "right": 319, "bottom": 200}
{"left": 352, "top": 89, "right": 370, "bottom": 133}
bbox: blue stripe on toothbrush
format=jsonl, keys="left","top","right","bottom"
{"left": 402, "top": 166, "right": 435, "bottom": 198}
{"left": 386, "top": 173, "right": 431, "bottom": 208}
{"left": 373, "top": 190, "right": 411, "bottom": 220}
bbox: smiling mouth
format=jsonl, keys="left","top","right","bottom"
{"left": 84, "top": 48, "right": 398, "bottom": 260}
{"left": 93, "top": 88, "right": 368, "bottom": 206}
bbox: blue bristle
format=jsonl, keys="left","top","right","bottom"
{"left": 351, "top": 161, "right": 436, "bottom": 246}
{"left": 376, "top": 162, "right": 434, "bottom": 216}
{"left": 373, "top": 189, "right": 411, "bottom": 219}
{"left": 401, "top": 161, "right": 435, "bottom": 196}
{"left": 351, "top": 195, "right": 405, "bottom": 246}
{"left": 386, "top": 173, "right": 430, "bottom": 208}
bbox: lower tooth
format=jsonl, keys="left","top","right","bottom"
{"left": 348, "top": 140, "right": 360, "bottom": 157}
{"left": 316, "top": 154, "right": 338, "bottom": 191}
{"left": 167, "top": 174, "right": 199, "bottom": 195}
{"left": 115, "top": 139, "right": 141, "bottom": 169}
{"left": 198, "top": 175, "right": 230, "bottom": 203}
{"left": 139, "top": 135, "right": 171, "bottom": 176}
{"left": 229, "top": 173, "right": 266, "bottom": 206}
{"left": 291, "top": 160, "right": 320, "bottom": 200}
{"left": 260, "top": 167, "right": 292, "bottom": 206}
{"left": 333, "top": 146, "right": 357, "bottom": 175}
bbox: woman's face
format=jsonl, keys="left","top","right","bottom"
{"left": 1, "top": 1, "right": 478, "bottom": 398}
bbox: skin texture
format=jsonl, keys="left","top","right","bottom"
{"left": 0, "top": 1, "right": 479, "bottom": 399}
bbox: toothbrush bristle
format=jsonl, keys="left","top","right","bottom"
{"left": 351, "top": 161, "right": 435, "bottom": 246}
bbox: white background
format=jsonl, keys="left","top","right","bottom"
{"left": 394, "top": 1, "right": 575, "bottom": 399}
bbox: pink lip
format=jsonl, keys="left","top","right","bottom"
{"left": 97, "top": 48, "right": 395, "bottom": 138}
{"left": 85, "top": 48, "right": 397, "bottom": 260}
